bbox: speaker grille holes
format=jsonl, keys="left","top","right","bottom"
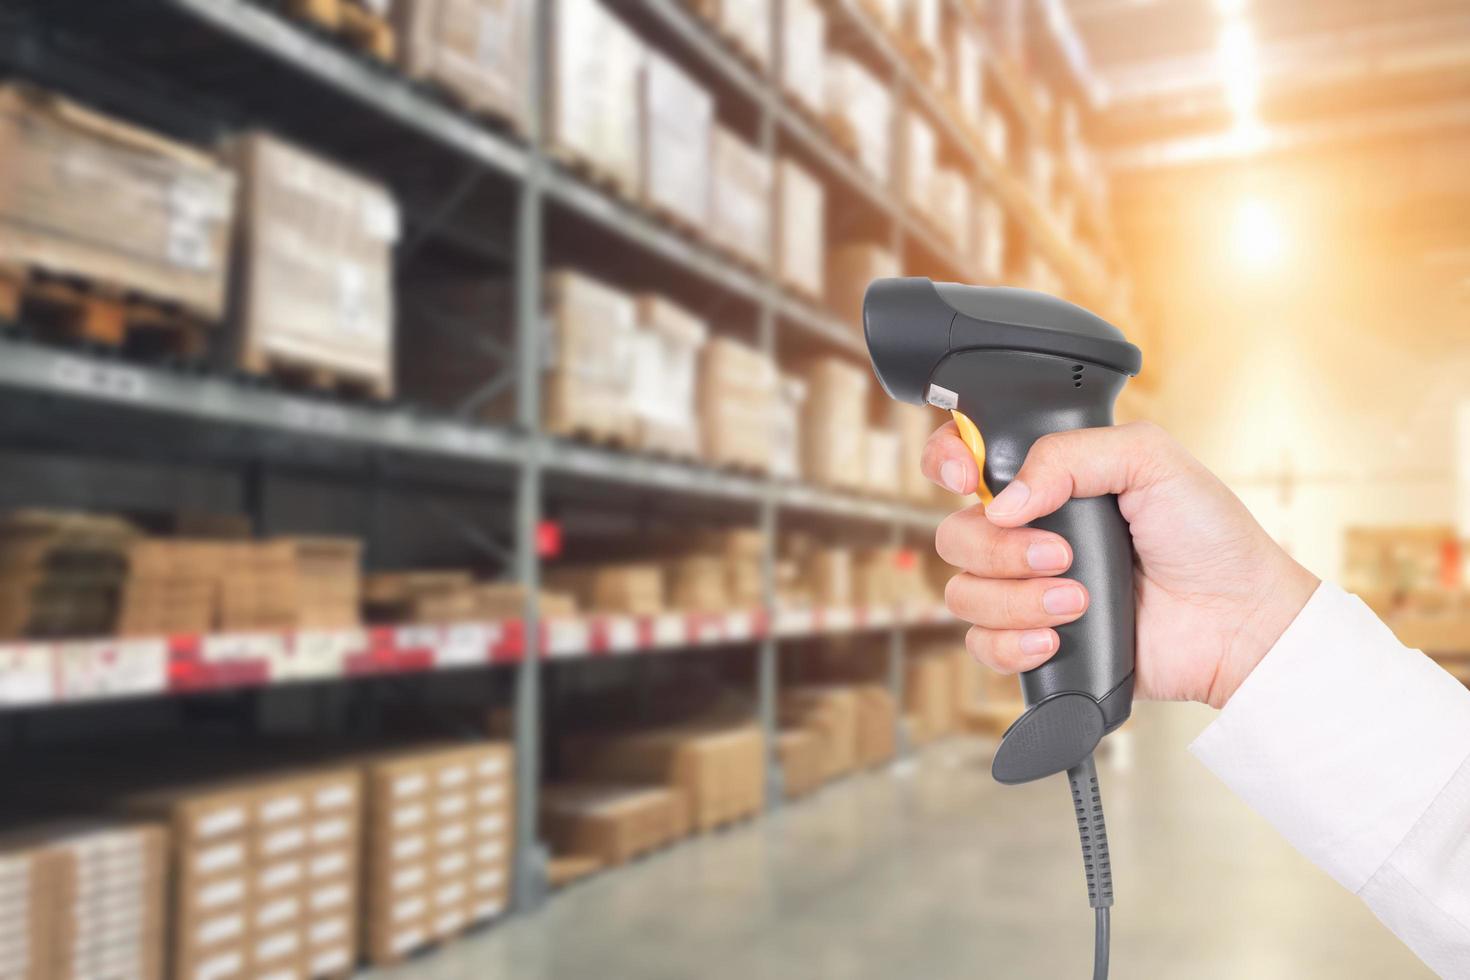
{"left": 1072, "top": 364, "right": 1084, "bottom": 372}
{"left": 1073, "top": 382, "right": 1083, "bottom": 388}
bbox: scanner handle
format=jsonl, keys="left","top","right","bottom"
{"left": 932, "top": 351, "right": 1137, "bottom": 781}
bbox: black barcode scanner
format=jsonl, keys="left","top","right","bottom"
{"left": 863, "top": 277, "right": 1142, "bottom": 979}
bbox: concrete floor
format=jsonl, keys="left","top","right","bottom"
{"left": 373, "top": 702, "right": 1432, "bottom": 980}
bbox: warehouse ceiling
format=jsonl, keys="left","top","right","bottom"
{"left": 1053, "top": 0, "right": 1470, "bottom": 334}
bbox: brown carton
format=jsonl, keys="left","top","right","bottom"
{"left": 699, "top": 337, "right": 777, "bottom": 473}
{"left": 540, "top": 782, "right": 687, "bottom": 865}
{"left": 640, "top": 49, "right": 713, "bottom": 228}
{"left": 711, "top": 126, "right": 772, "bottom": 270}
{"left": 776, "top": 159, "right": 825, "bottom": 299}
{"left": 548, "top": 0, "right": 643, "bottom": 197}
{"left": 800, "top": 357, "right": 870, "bottom": 491}
{"left": 779, "top": 0, "right": 826, "bottom": 117}
{"left": 394, "top": 0, "right": 534, "bottom": 130}
{"left": 230, "top": 132, "right": 398, "bottom": 396}
{"left": 826, "top": 244, "right": 898, "bottom": 336}
{"left": 630, "top": 295, "right": 707, "bottom": 459}
{"left": 0, "top": 84, "right": 235, "bottom": 322}
{"left": 544, "top": 269, "right": 639, "bottom": 444}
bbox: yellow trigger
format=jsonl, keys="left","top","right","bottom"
{"left": 950, "top": 410, "right": 994, "bottom": 505}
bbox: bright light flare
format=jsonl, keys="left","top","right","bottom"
{"left": 1232, "top": 198, "right": 1286, "bottom": 270}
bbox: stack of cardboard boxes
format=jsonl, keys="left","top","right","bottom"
{"left": 700, "top": 337, "right": 778, "bottom": 473}
{"left": 217, "top": 538, "right": 363, "bottom": 632}
{"left": 230, "top": 132, "right": 398, "bottom": 399}
{"left": 823, "top": 55, "right": 892, "bottom": 180}
{"left": 540, "top": 782, "right": 687, "bottom": 867}
{"left": 362, "top": 743, "right": 513, "bottom": 964}
{"left": 393, "top": 0, "right": 534, "bottom": 129}
{"left": 562, "top": 724, "right": 765, "bottom": 832}
{"left": 630, "top": 296, "right": 708, "bottom": 459}
{"left": 775, "top": 159, "right": 826, "bottom": 301}
{"left": 0, "top": 84, "right": 236, "bottom": 335}
{"left": 905, "top": 645, "right": 959, "bottom": 745}
{"left": 120, "top": 765, "right": 362, "bottom": 980}
{"left": 711, "top": 127, "right": 772, "bottom": 270}
{"left": 543, "top": 270, "right": 640, "bottom": 444}
{"left": 640, "top": 51, "right": 713, "bottom": 230}
{"left": 548, "top": 0, "right": 643, "bottom": 197}
{"left": 0, "top": 511, "right": 138, "bottom": 640}
{"left": 0, "top": 823, "right": 168, "bottom": 980}
{"left": 543, "top": 565, "right": 665, "bottom": 617}
{"left": 364, "top": 572, "right": 578, "bottom": 623}
{"left": 779, "top": 0, "right": 826, "bottom": 118}
{"left": 801, "top": 357, "right": 870, "bottom": 493}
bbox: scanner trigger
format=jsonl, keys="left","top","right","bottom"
{"left": 949, "top": 410, "right": 994, "bottom": 505}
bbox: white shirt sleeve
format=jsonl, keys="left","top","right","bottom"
{"left": 1190, "top": 582, "right": 1470, "bottom": 979}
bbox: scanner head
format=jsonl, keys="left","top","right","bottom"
{"left": 862, "top": 277, "right": 1142, "bottom": 407}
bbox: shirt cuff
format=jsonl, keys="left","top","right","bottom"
{"left": 1189, "top": 581, "right": 1470, "bottom": 892}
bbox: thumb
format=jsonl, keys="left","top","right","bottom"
{"left": 983, "top": 421, "right": 1165, "bottom": 527}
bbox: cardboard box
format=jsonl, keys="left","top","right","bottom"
{"left": 903, "top": 112, "right": 936, "bottom": 217}
{"left": 947, "top": 29, "right": 984, "bottom": 126}
{"left": 0, "top": 84, "right": 235, "bottom": 322}
{"left": 887, "top": 401, "right": 945, "bottom": 504}
{"left": 548, "top": 0, "right": 643, "bottom": 197}
{"left": 776, "top": 729, "right": 825, "bottom": 798}
{"left": 640, "top": 49, "right": 713, "bottom": 228}
{"left": 905, "top": 649, "right": 957, "bottom": 743}
{"left": 772, "top": 375, "right": 808, "bottom": 482}
{"left": 667, "top": 556, "right": 728, "bottom": 613}
{"left": 779, "top": 686, "right": 859, "bottom": 780}
{"left": 930, "top": 168, "right": 971, "bottom": 257}
{"left": 823, "top": 54, "right": 892, "bottom": 183}
{"left": 775, "top": 158, "right": 825, "bottom": 299}
{"left": 395, "top": 0, "right": 534, "bottom": 129}
{"left": 864, "top": 427, "right": 902, "bottom": 498}
{"left": 0, "top": 510, "right": 138, "bottom": 639}
{"left": 362, "top": 742, "right": 512, "bottom": 964}
{"left": 230, "top": 132, "right": 398, "bottom": 396}
{"left": 716, "top": 0, "right": 771, "bottom": 69}
{"left": 711, "top": 126, "right": 771, "bottom": 270}
{"left": 120, "top": 765, "right": 363, "bottom": 980}
{"left": 561, "top": 725, "right": 764, "bottom": 831}
{"left": 544, "top": 269, "right": 639, "bottom": 443}
{"left": 540, "top": 782, "right": 687, "bottom": 865}
{"left": 631, "top": 295, "right": 707, "bottom": 459}
{"left": 779, "top": 0, "right": 826, "bottom": 118}
{"left": 801, "top": 357, "right": 870, "bottom": 491}
{"left": 544, "top": 564, "right": 664, "bottom": 616}
{"left": 699, "top": 337, "right": 777, "bottom": 473}
{"left": 975, "top": 198, "right": 1005, "bottom": 281}
{"left": 806, "top": 548, "right": 852, "bottom": 607}
{"left": 854, "top": 684, "right": 897, "bottom": 767}
{"left": 826, "top": 244, "right": 898, "bottom": 335}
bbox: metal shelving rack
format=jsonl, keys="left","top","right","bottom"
{"left": 0, "top": 0, "right": 1130, "bottom": 916}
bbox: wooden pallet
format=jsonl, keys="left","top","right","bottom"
{"left": 547, "top": 144, "right": 639, "bottom": 204}
{"left": 240, "top": 349, "right": 392, "bottom": 400}
{"left": 0, "top": 266, "right": 209, "bottom": 358}
{"left": 283, "top": 0, "right": 395, "bottom": 62}
{"left": 644, "top": 198, "right": 709, "bottom": 246}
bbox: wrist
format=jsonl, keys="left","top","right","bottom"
{"left": 1206, "top": 555, "right": 1320, "bottom": 709}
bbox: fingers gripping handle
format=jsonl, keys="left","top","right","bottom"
{"left": 932, "top": 350, "right": 1137, "bottom": 784}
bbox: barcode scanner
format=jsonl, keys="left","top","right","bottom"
{"left": 863, "top": 277, "right": 1143, "bottom": 979}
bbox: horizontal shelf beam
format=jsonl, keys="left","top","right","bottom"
{"left": 0, "top": 603, "right": 956, "bottom": 708}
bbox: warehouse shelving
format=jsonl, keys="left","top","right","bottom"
{"left": 0, "top": 602, "right": 953, "bottom": 708}
{"left": 0, "top": 0, "right": 1134, "bottom": 928}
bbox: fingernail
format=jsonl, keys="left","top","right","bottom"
{"left": 987, "top": 480, "right": 1030, "bottom": 517}
{"left": 940, "top": 460, "right": 966, "bottom": 495}
{"left": 1025, "top": 541, "right": 1069, "bottom": 572}
{"left": 1043, "top": 585, "right": 1086, "bottom": 616}
{"left": 1019, "top": 631, "right": 1055, "bottom": 657}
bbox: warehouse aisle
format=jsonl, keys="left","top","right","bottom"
{"left": 372, "top": 703, "right": 1432, "bottom": 980}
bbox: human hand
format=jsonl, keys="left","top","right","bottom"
{"left": 925, "top": 420, "right": 1319, "bottom": 708}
